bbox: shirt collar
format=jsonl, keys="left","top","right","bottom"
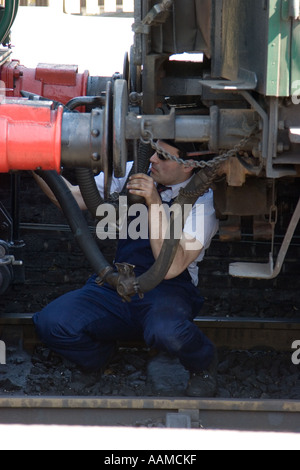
{"left": 158, "top": 175, "right": 194, "bottom": 202}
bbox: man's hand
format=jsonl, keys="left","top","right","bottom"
{"left": 127, "top": 174, "right": 161, "bottom": 207}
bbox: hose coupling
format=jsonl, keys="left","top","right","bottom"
{"left": 115, "top": 263, "right": 144, "bottom": 302}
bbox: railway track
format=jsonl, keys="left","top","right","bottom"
{"left": 0, "top": 395, "right": 300, "bottom": 433}
{"left": 0, "top": 312, "right": 300, "bottom": 434}
{"left": 1, "top": 313, "right": 300, "bottom": 352}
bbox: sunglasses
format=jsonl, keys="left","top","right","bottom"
{"left": 157, "top": 152, "right": 167, "bottom": 161}
{"left": 157, "top": 149, "right": 216, "bottom": 161}
{"left": 156, "top": 149, "right": 177, "bottom": 161}
{"left": 156, "top": 151, "right": 184, "bottom": 162}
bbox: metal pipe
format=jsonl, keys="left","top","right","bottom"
{"left": 61, "top": 109, "right": 103, "bottom": 170}
{"left": 175, "top": 115, "right": 210, "bottom": 142}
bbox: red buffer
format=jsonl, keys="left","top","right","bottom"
{"left": 0, "top": 100, "right": 63, "bottom": 173}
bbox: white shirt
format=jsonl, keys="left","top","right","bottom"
{"left": 95, "top": 162, "right": 219, "bottom": 286}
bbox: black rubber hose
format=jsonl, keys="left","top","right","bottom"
{"left": 135, "top": 141, "right": 153, "bottom": 174}
{"left": 136, "top": 164, "right": 219, "bottom": 294}
{"left": 105, "top": 164, "right": 219, "bottom": 299}
{"left": 75, "top": 141, "right": 152, "bottom": 218}
{"left": 122, "top": 141, "right": 153, "bottom": 205}
{"left": 75, "top": 168, "right": 104, "bottom": 218}
{"left": 36, "top": 164, "right": 217, "bottom": 300}
{"left": 35, "top": 170, "right": 112, "bottom": 276}
{"left": 65, "top": 96, "right": 105, "bottom": 111}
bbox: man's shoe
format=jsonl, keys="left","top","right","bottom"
{"left": 186, "top": 350, "right": 218, "bottom": 398}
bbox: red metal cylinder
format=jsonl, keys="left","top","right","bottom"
{"left": 1, "top": 61, "right": 89, "bottom": 111}
{"left": 0, "top": 101, "right": 62, "bottom": 172}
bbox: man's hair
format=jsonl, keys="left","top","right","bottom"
{"left": 161, "top": 140, "right": 199, "bottom": 160}
{"left": 161, "top": 140, "right": 203, "bottom": 173}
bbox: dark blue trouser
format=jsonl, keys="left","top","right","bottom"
{"left": 33, "top": 275, "right": 215, "bottom": 373}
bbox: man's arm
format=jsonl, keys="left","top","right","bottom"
{"left": 166, "top": 238, "right": 203, "bottom": 280}
{"left": 34, "top": 163, "right": 134, "bottom": 211}
{"left": 149, "top": 199, "right": 203, "bottom": 279}
{"left": 32, "top": 172, "right": 88, "bottom": 211}
{"left": 127, "top": 173, "right": 204, "bottom": 279}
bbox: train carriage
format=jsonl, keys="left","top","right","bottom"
{"left": 0, "top": 0, "right": 299, "bottom": 435}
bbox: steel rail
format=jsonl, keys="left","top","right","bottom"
{"left": 0, "top": 396, "right": 299, "bottom": 432}
{"left": 0, "top": 314, "right": 300, "bottom": 352}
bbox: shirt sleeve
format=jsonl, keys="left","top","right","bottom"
{"left": 94, "top": 162, "right": 133, "bottom": 199}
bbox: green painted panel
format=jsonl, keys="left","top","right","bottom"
{"left": 291, "top": 20, "right": 300, "bottom": 89}
{"left": 0, "top": 0, "right": 19, "bottom": 46}
{"left": 267, "top": 0, "right": 291, "bottom": 96}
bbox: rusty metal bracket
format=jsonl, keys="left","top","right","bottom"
{"left": 142, "top": 0, "right": 173, "bottom": 26}
{"left": 229, "top": 196, "right": 300, "bottom": 279}
{"left": 132, "top": 0, "right": 173, "bottom": 35}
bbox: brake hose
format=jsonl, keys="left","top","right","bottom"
{"left": 35, "top": 170, "right": 112, "bottom": 277}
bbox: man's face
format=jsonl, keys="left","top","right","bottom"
{"left": 149, "top": 141, "right": 193, "bottom": 186}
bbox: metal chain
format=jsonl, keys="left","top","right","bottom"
{"left": 141, "top": 130, "right": 257, "bottom": 169}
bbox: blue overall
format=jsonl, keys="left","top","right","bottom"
{"left": 33, "top": 207, "right": 215, "bottom": 373}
